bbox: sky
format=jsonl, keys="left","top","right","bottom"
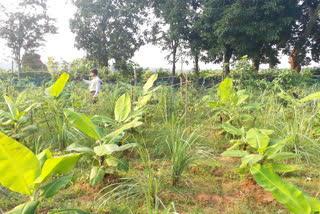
{"left": 0, "top": 0, "right": 318, "bottom": 71}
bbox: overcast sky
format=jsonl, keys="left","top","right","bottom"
{"left": 0, "top": 0, "right": 318, "bottom": 71}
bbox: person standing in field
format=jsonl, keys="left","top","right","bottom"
{"left": 78, "top": 69, "right": 101, "bottom": 103}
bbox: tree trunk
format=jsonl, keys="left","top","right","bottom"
{"left": 223, "top": 47, "right": 232, "bottom": 75}
{"left": 290, "top": 48, "right": 301, "bottom": 72}
{"left": 194, "top": 54, "right": 199, "bottom": 89}
{"left": 252, "top": 57, "right": 260, "bottom": 71}
{"left": 172, "top": 46, "right": 177, "bottom": 76}
{"left": 290, "top": 3, "right": 320, "bottom": 72}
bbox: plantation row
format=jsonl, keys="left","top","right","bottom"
{"left": 1, "top": 70, "right": 320, "bottom": 213}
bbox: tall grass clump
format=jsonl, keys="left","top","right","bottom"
{"left": 166, "top": 118, "right": 199, "bottom": 186}
{"left": 97, "top": 149, "right": 174, "bottom": 213}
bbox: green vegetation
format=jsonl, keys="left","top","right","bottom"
{"left": 2, "top": 0, "right": 320, "bottom": 213}
{"left": 0, "top": 66, "right": 320, "bottom": 213}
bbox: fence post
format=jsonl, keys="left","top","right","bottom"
{"left": 180, "top": 57, "right": 183, "bottom": 98}
{"left": 185, "top": 70, "right": 188, "bottom": 129}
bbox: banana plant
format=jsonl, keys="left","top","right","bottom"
{"left": 0, "top": 95, "right": 37, "bottom": 141}
{"left": 41, "top": 72, "right": 75, "bottom": 150}
{"left": 251, "top": 164, "right": 320, "bottom": 214}
{"left": 64, "top": 108, "right": 142, "bottom": 187}
{"left": 0, "top": 131, "right": 87, "bottom": 214}
{"left": 90, "top": 73, "right": 160, "bottom": 127}
{"left": 203, "top": 77, "right": 263, "bottom": 128}
{"left": 221, "top": 123, "right": 298, "bottom": 173}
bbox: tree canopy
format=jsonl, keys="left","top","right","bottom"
{"left": 0, "top": 0, "right": 56, "bottom": 77}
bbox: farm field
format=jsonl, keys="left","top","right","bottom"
{"left": 1, "top": 67, "right": 320, "bottom": 214}
{"left": 2, "top": 0, "right": 320, "bottom": 212}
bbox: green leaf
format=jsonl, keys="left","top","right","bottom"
{"left": 221, "top": 150, "right": 250, "bottom": 158}
{"left": 299, "top": 91, "right": 320, "bottom": 103}
{"left": 119, "top": 143, "right": 137, "bottom": 151}
{"left": 21, "top": 103, "right": 37, "bottom": 115}
{"left": 114, "top": 93, "right": 131, "bottom": 122}
{"left": 306, "top": 196, "right": 320, "bottom": 213}
{"left": 90, "top": 115, "right": 115, "bottom": 125}
{"left": 47, "top": 209, "right": 89, "bottom": 214}
{"left": 37, "top": 149, "right": 52, "bottom": 169}
{"left": 237, "top": 91, "right": 249, "bottom": 105}
{"left": 222, "top": 123, "right": 243, "bottom": 135}
{"left": 264, "top": 163, "right": 299, "bottom": 173}
{"left": 251, "top": 164, "right": 310, "bottom": 214}
{"left": 66, "top": 143, "right": 95, "bottom": 156}
{"left": 49, "top": 73, "right": 70, "bottom": 97}
{"left": 267, "top": 152, "right": 296, "bottom": 161}
{"left": 4, "top": 96, "right": 19, "bottom": 119}
{"left": 64, "top": 109, "right": 101, "bottom": 140}
{"left": 90, "top": 166, "right": 105, "bottom": 187}
{"left": 106, "top": 157, "right": 129, "bottom": 172}
{"left": 124, "top": 107, "right": 147, "bottom": 123}
{"left": 36, "top": 154, "right": 81, "bottom": 184}
{"left": 40, "top": 176, "right": 72, "bottom": 199}
{"left": 143, "top": 73, "right": 158, "bottom": 95}
{"left": 242, "top": 103, "right": 263, "bottom": 111}
{"left": 218, "top": 78, "right": 237, "bottom": 104}
{"left": 232, "top": 167, "right": 250, "bottom": 174}
{"left": 135, "top": 93, "right": 152, "bottom": 111}
{"left": 227, "top": 142, "right": 243, "bottom": 151}
{"left": 0, "top": 132, "right": 40, "bottom": 196}
{"left": 246, "top": 128, "right": 269, "bottom": 149}
{"left": 241, "top": 154, "right": 264, "bottom": 167}
{"left": 6, "top": 200, "right": 40, "bottom": 214}
{"left": 263, "top": 137, "right": 293, "bottom": 155}
{"left": 103, "top": 117, "right": 143, "bottom": 143}
{"left": 260, "top": 129, "right": 274, "bottom": 136}
{"left": 240, "top": 114, "right": 254, "bottom": 121}
{"left": 94, "top": 144, "right": 120, "bottom": 156}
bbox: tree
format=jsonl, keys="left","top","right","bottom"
{"left": 0, "top": 0, "right": 56, "bottom": 79}
{"left": 286, "top": 0, "right": 320, "bottom": 72}
{"left": 70, "top": 0, "right": 148, "bottom": 68}
{"left": 151, "top": 0, "right": 192, "bottom": 76}
{"left": 200, "top": 0, "right": 297, "bottom": 73}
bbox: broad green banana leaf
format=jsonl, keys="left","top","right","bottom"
{"left": 0, "top": 132, "right": 40, "bottom": 196}
{"left": 90, "top": 115, "right": 115, "bottom": 125}
{"left": 135, "top": 93, "right": 152, "bottom": 111}
{"left": 66, "top": 143, "right": 95, "bottom": 156}
{"left": 222, "top": 123, "right": 243, "bottom": 136}
{"left": 299, "top": 91, "right": 320, "bottom": 103}
{"left": 49, "top": 73, "right": 70, "bottom": 98}
{"left": 246, "top": 128, "right": 269, "bottom": 149}
{"left": 64, "top": 109, "right": 101, "bottom": 140}
{"left": 266, "top": 152, "right": 296, "bottom": 161}
{"left": 40, "top": 176, "right": 72, "bottom": 199}
{"left": 103, "top": 117, "right": 143, "bottom": 143}
{"left": 143, "top": 73, "right": 158, "bottom": 95}
{"left": 218, "top": 77, "right": 237, "bottom": 104}
{"left": 114, "top": 93, "right": 131, "bottom": 122}
{"left": 90, "top": 166, "right": 105, "bottom": 187}
{"left": 251, "top": 164, "right": 310, "bottom": 214}
{"left": 35, "top": 154, "right": 81, "bottom": 184}
{"left": 4, "top": 96, "right": 19, "bottom": 119}
{"left": 6, "top": 200, "right": 40, "bottom": 214}
{"left": 221, "top": 150, "right": 250, "bottom": 158}
{"left": 240, "top": 154, "right": 264, "bottom": 168}
{"left": 37, "top": 149, "right": 52, "bottom": 169}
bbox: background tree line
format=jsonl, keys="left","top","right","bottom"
{"left": 1, "top": 0, "right": 320, "bottom": 81}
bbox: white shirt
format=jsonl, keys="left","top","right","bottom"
{"left": 83, "top": 76, "right": 101, "bottom": 97}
